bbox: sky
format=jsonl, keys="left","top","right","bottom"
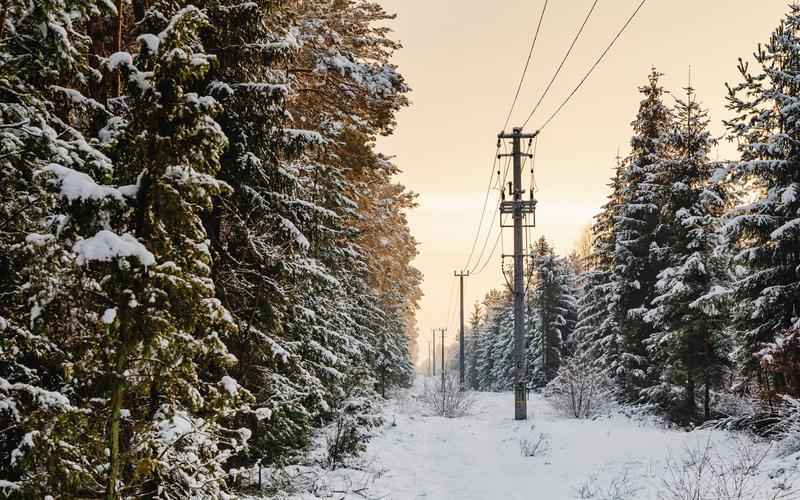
{"left": 374, "top": 0, "right": 789, "bottom": 366}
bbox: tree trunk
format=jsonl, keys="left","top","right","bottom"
{"left": 704, "top": 371, "right": 711, "bottom": 421}
{"left": 107, "top": 319, "right": 134, "bottom": 500}
{"left": 685, "top": 370, "right": 696, "bottom": 423}
{"left": 112, "top": 0, "right": 123, "bottom": 97}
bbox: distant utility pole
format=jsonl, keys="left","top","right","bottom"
{"left": 498, "top": 127, "right": 538, "bottom": 421}
{"left": 428, "top": 341, "right": 432, "bottom": 378}
{"left": 439, "top": 328, "right": 447, "bottom": 413}
{"left": 454, "top": 270, "right": 470, "bottom": 389}
{"left": 431, "top": 329, "right": 436, "bottom": 378}
{"left": 439, "top": 328, "right": 446, "bottom": 391}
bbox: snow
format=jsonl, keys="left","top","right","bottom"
{"left": 137, "top": 33, "right": 160, "bottom": 55}
{"left": 25, "top": 233, "right": 54, "bottom": 246}
{"left": 220, "top": 375, "right": 239, "bottom": 397}
{"left": 255, "top": 407, "right": 272, "bottom": 421}
{"left": 101, "top": 307, "right": 117, "bottom": 324}
{"left": 41, "top": 164, "right": 124, "bottom": 202}
{"left": 73, "top": 230, "right": 156, "bottom": 266}
{"left": 10, "top": 431, "right": 38, "bottom": 466}
{"left": 0, "top": 480, "right": 19, "bottom": 492}
{"left": 266, "top": 382, "right": 798, "bottom": 499}
{"left": 157, "top": 412, "right": 194, "bottom": 444}
{"left": 107, "top": 51, "right": 133, "bottom": 71}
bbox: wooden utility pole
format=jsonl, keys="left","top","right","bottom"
{"left": 438, "top": 328, "right": 446, "bottom": 413}
{"left": 498, "top": 127, "right": 538, "bottom": 421}
{"left": 454, "top": 270, "right": 470, "bottom": 389}
{"left": 428, "top": 341, "right": 432, "bottom": 377}
{"left": 431, "top": 329, "right": 436, "bottom": 378}
{"left": 439, "top": 328, "right": 446, "bottom": 391}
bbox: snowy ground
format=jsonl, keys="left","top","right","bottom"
{"left": 259, "top": 379, "right": 800, "bottom": 499}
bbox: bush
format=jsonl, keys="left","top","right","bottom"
{"left": 659, "top": 436, "right": 795, "bottom": 500}
{"left": 574, "top": 469, "right": 641, "bottom": 500}
{"left": 421, "top": 374, "right": 475, "bottom": 418}
{"left": 545, "top": 357, "right": 616, "bottom": 418}
{"left": 325, "top": 373, "right": 383, "bottom": 469}
{"left": 519, "top": 425, "right": 550, "bottom": 457}
{"left": 774, "top": 395, "right": 800, "bottom": 457}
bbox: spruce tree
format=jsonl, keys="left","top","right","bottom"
{"left": 724, "top": 5, "right": 800, "bottom": 398}
{"left": 643, "top": 87, "right": 730, "bottom": 423}
{"left": 614, "top": 69, "right": 673, "bottom": 400}
{"left": 529, "top": 237, "right": 578, "bottom": 387}
{"left": 574, "top": 158, "right": 623, "bottom": 379}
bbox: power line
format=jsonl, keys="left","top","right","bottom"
{"left": 501, "top": 0, "right": 549, "bottom": 132}
{"left": 463, "top": 147, "right": 501, "bottom": 271}
{"left": 536, "top": 0, "right": 649, "bottom": 132}
{"left": 472, "top": 229, "right": 503, "bottom": 276}
{"left": 471, "top": 137, "right": 534, "bottom": 277}
{"left": 445, "top": 274, "right": 457, "bottom": 329}
{"left": 521, "top": 0, "right": 600, "bottom": 129}
{"left": 470, "top": 152, "right": 512, "bottom": 274}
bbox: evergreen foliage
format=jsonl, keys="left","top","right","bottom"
{"left": 0, "top": 0, "right": 420, "bottom": 497}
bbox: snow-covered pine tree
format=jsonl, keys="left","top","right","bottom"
{"left": 723, "top": 4, "right": 800, "bottom": 399}
{"left": 0, "top": 0, "right": 115, "bottom": 490}
{"left": 473, "top": 290, "right": 507, "bottom": 390}
{"left": 574, "top": 159, "right": 624, "bottom": 379}
{"left": 465, "top": 302, "right": 483, "bottom": 389}
{"left": 643, "top": 86, "right": 730, "bottom": 423}
{"left": 614, "top": 69, "right": 674, "bottom": 400}
{"left": 529, "top": 237, "right": 578, "bottom": 387}
{"left": 490, "top": 307, "right": 516, "bottom": 390}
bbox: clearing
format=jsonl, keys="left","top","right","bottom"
{"left": 263, "top": 380, "right": 798, "bottom": 500}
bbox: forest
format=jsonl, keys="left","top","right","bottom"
{"left": 5, "top": 0, "right": 800, "bottom": 498}
{"left": 0, "top": 0, "right": 421, "bottom": 498}
{"left": 464, "top": 5, "right": 800, "bottom": 430}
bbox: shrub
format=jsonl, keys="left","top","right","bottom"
{"left": 421, "top": 374, "right": 475, "bottom": 418}
{"left": 545, "top": 357, "right": 616, "bottom": 418}
{"left": 659, "top": 436, "right": 795, "bottom": 500}
{"left": 519, "top": 426, "right": 550, "bottom": 457}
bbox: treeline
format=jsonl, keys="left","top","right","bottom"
{"left": 0, "top": 0, "right": 420, "bottom": 497}
{"left": 464, "top": 237, "right": 579, "bottom": 391}
{"left": 467, "top": 5, "right": 800, "bottom": 426}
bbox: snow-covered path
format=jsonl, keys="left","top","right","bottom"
{"left": 360, "top": 385, "right": 795, "bottom": 500}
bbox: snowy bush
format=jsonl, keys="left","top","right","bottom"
{"left": 574, "top": 469, "right": 641, "bottom": 500}
{"left": 325, "top": 372, "right": 383, "bottom": 469}
{"left": 421, "top": 374, "right": 475, "bottom": 418}
{"left": 519, "top": 426, "right": 550, "bottom": 457}
{"left": 658, "top": 437, "right": 796, "bottom": 500}
{"left": 545, "top": 357, "right": 616, "bottom": 418}
{"left": 773, "top": 396, "right": 800, "bottom": 457}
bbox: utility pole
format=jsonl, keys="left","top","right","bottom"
{"left": 431, "top": 329, "right": 436, "bottom": 378}
{"left": 454, "top": 270, "right": 470, "bottom": 389}
{"left": 439, "top": 328, "right": 446, "bottom": 414}
{"left": 498, "top": 127, "right": 538, "bottom": 421}
{"left": 428, "top": 341, "right": 432, "bottom": 378}
{"left": 439, "top": 328, "right": 446, "bottom": 392}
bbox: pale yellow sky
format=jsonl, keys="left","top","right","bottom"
{"left": 375, "top": 0, "right": 788, "bottom": 364}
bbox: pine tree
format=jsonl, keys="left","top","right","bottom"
{"left": 1, "top": 0, "right": 419, "bottom": 496}
{"left": 529, "top": 237, "right": 578, "bottom": 387}
{"left": 723, "top": 5, "right": 800, "bottom": 398}
{"left": 614, "top": 69, "right": 674, "bottom": 400}
{"left": 643, "top": 86, "right": 730, "bottom": 423}
{"left": 465, "top": 302, "right": 483, "bottom": 389}
{"left": 575, "top": 158, "right": 624, "bottom": 379}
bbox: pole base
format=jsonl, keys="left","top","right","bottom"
{"left": 514, "top": 383, "right": 527, "bottom": 420}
